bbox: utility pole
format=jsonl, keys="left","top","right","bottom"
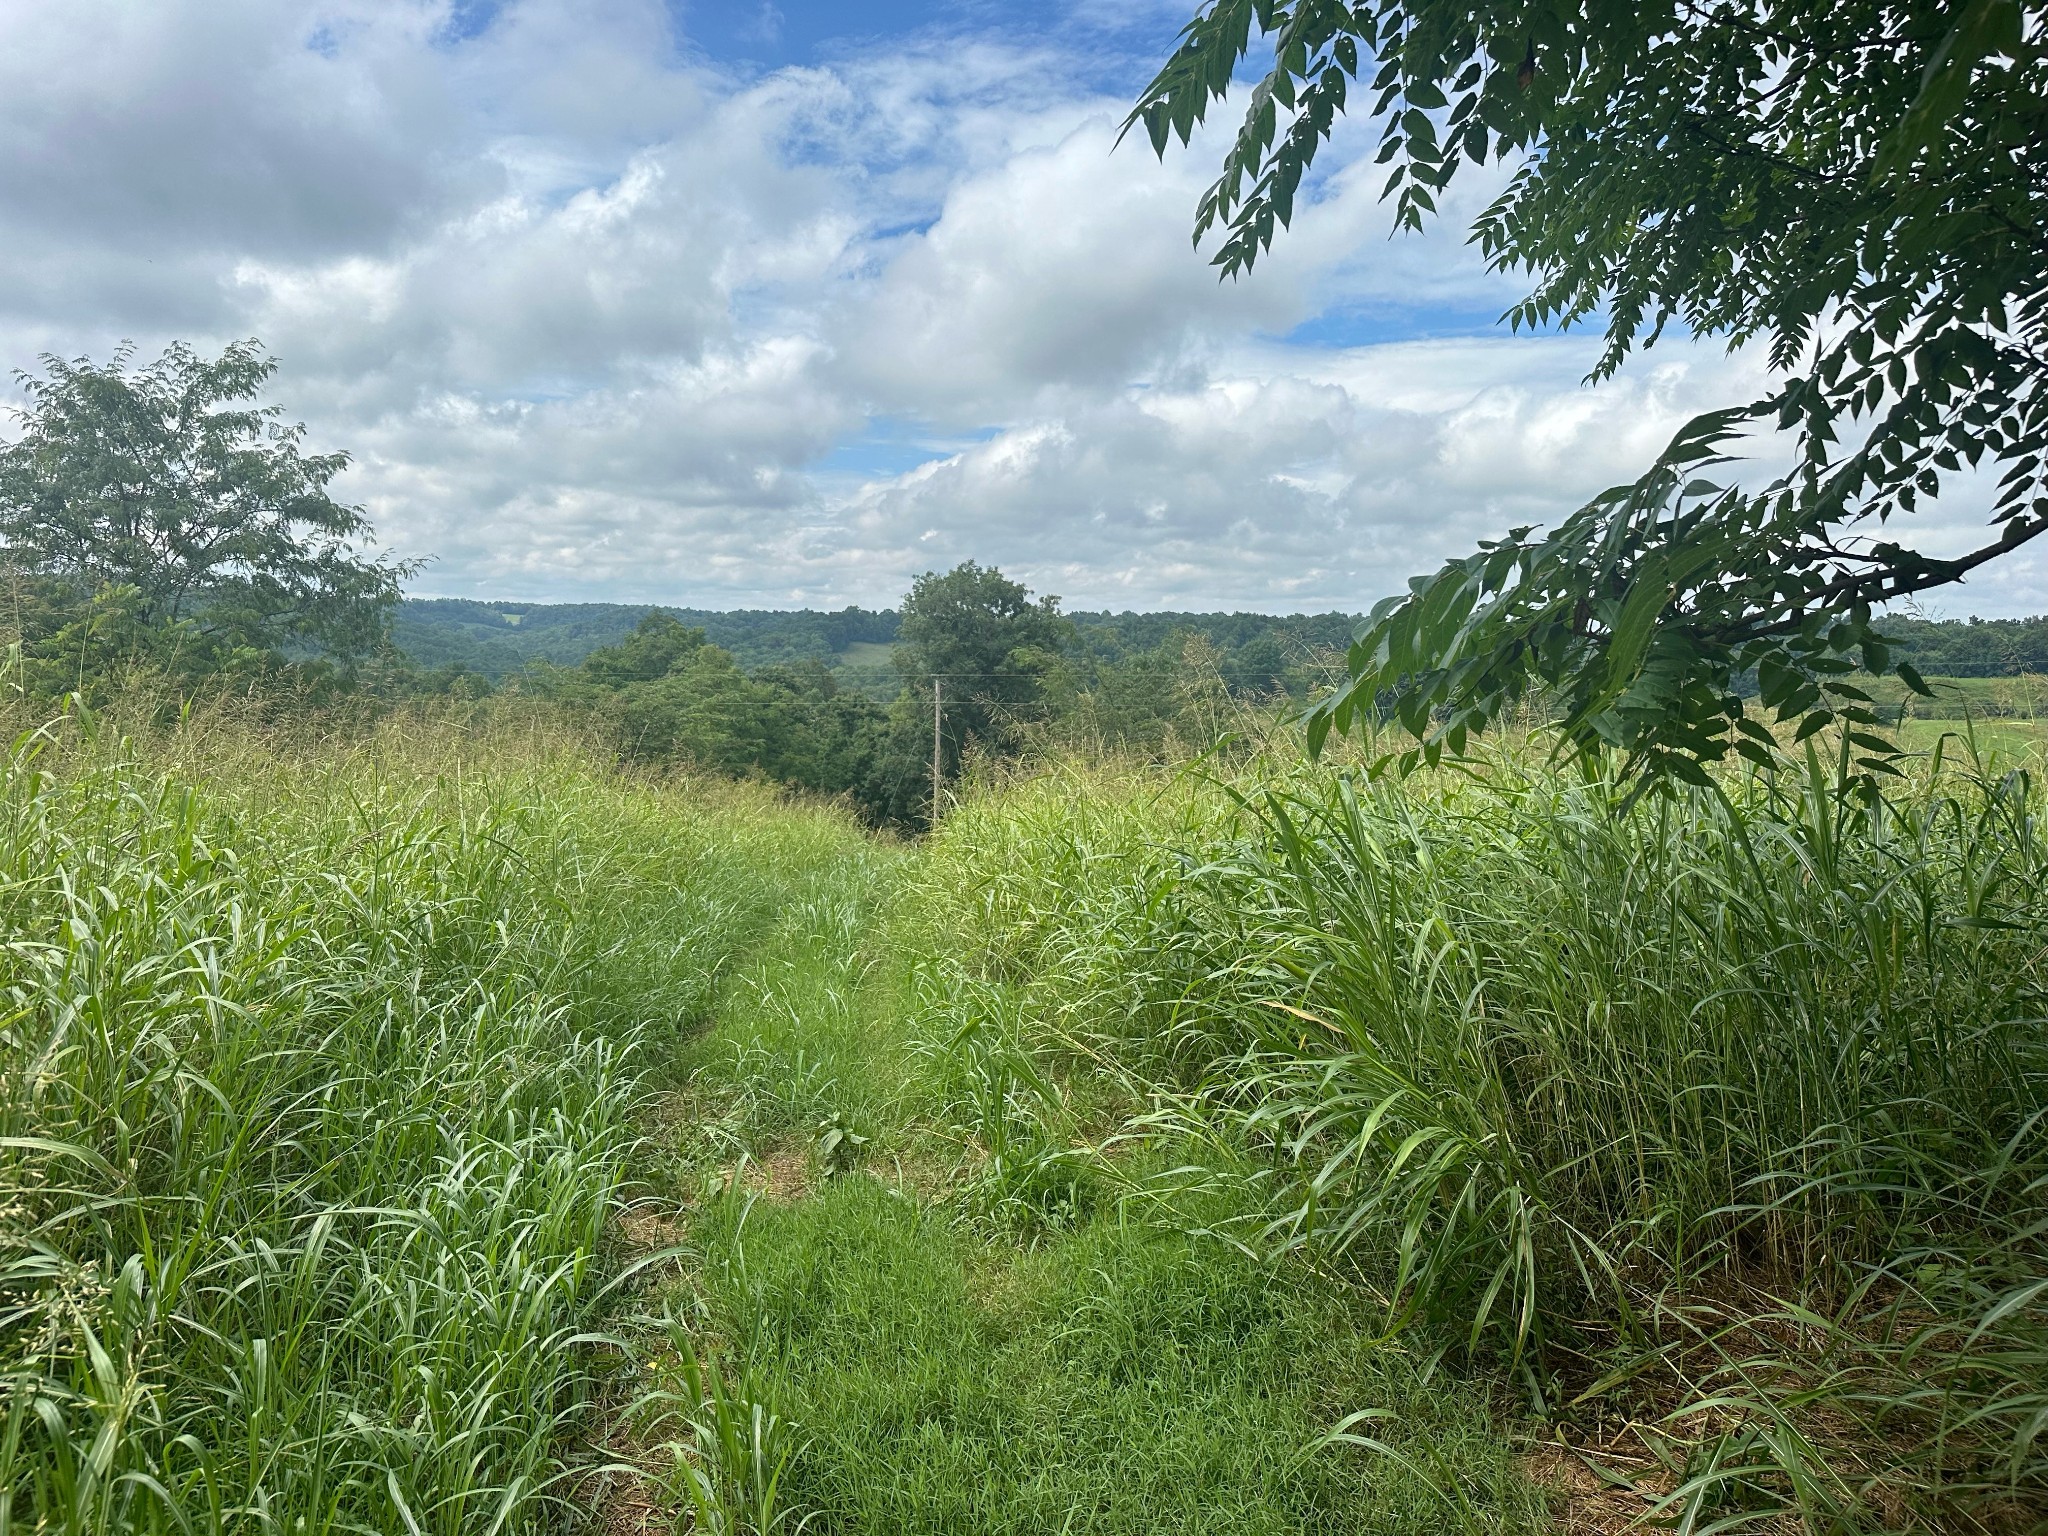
{"left": 931, "top": 677, "right": 943, "bottom": 818}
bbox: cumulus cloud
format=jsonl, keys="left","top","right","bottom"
{"left": 0, "top": 0, "right": 2034, "bottom": 616}
{"left": 828, "top": 338, "right": 1760, "bottom": 609}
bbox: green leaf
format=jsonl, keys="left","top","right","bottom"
{"left": 1132, "top": 0, "right": 2048, "bottom": 787}
{"left": 1876, "top": 0, "right": 2023, "bottom": 176}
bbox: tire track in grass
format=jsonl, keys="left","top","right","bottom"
{"left": 589, "top": 821, "right": 908, "bottom": 1534}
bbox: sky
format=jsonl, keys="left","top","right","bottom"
{"left": 1, "top": 0, "right": 2037, "bottom": 616}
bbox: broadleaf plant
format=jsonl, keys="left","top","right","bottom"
{"left": 1, "top": 339, "right": 409, "bottom": 669}
{"left": 1129, "top": 0, "right": 2047, "bottom": 782}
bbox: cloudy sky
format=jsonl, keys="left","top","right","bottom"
{"left": 3, "top": 0, "right": 2036, "bottom": 615}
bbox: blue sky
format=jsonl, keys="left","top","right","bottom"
{"left": 673, "top": 2, "right": 1030, "bottom": 71}
{"left": 442, "top": 0, "right": 950, "bottom": 62}
{"left": 0, "top": 0, "right": 2035, "bottom": 616}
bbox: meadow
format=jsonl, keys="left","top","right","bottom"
{"left": 3, "top": 698, "right": 2044, "bottom": 1534}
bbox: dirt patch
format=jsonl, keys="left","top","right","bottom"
{"left": 618, "top": 1203, "right": 690, "bottom": 1254}
{"left": 577, "top": 1384, "right": 680, "bottom": 1536}
{"left": 693, "top": 1142, "right": 820, "bottom": 1206}
{"left": 754, "top": 1144, "right": 814, "bottom": 1202}
{"left": 876, "top": 1144, "right": 959, "bottom": 1203}
{"left": 1524, "top": 1273, "right": 1975, "bottom": 1536}
{"left": 1522, "top": 1436, "right": 1678, "bottom": 1536}
{"left": 589, "top": 1203, "right": 691, "bottom": 1535}
{"left": 587, "top": 1465, "right": 674, "bottom": 1536}
{"left": 727, "top": 1143, "right": 814, "bottom": 1204}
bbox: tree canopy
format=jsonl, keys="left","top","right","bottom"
{"left": 1132, "top": 0, "right": 2046, "bottom": 782}
{"left": 579, "top": 611, "right": 708, "bottom": 686}
{"left": 0, "top": 340, "right": 404, "bottom": 672}
{"left": 895, "top": 561, "right": 1072, "bottom": 778}
{"left": 537, "top": 612, "right": 890, "bottom": 812}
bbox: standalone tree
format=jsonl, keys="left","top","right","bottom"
{"left": 0, "top": 340, "right": 405, "bottom": 669}
{"left": 895, "top": 561, "right": 1072, "bottom": 778}
{"left": 1131, "top": 1, "right": 2046, "bottom": 780}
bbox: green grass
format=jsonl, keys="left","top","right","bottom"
{"left": 1859, "top": 671, "right": 2047, "bottom": 722}
{"left": 679, "top": 1181, "right": 1535, "bottom": 1536}
{"left": 1854, "top": 673, "right": 2048, "bottom": 760}
{"left": 628, "top": 760, "right": 1544, "bottom": 1536}
{"left": 14, "top": 697, "right": 2040, "bottom": 1535}
{"left": 1895, "top": 713, "right": 2048, "bottom": 760}
{"left": 0, "top": 703, "right": 875, "bottom": 1533}
{"left": 900, "top": 745, "right": 2048, "bottom": 1532}
{"left": 5, "top": 704, "right": 1523, "bottom": 1536}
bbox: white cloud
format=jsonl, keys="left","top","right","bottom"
{"left": 0, "top": 0, "right": 2035, "bottom": 618}
{"left": 822, "top": 338, "right": 1753, "bottom": 610}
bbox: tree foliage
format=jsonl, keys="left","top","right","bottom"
{"left": 544, "top": 612, "right": 889, "bottom": 811}
{"left": 894, "top": 561, "right": 1073, "bottom": 778}
{"left": 580, "top": 610, "right": 709, "bottom": 686}
{"left": 0, "top": 340, "right": 404, "bottom": 671}
{"left": 1131, "top": 0, "right": 2047, "bottom": 781}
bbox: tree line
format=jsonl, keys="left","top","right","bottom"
{"left": 390, "top": 597, "right": 1365, "bottom": 699}
{"left": 0, "top": 341, "right": 1256, "bottom": 825}
{"left": 515, "top": 562, "right": 1258, "bottom": 826}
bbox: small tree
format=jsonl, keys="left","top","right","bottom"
{"left": 1130, "top": 0, "right": 2047, "bottom": 783}
{"left": 0, "top": 340, "right": 405, "bottom": 674}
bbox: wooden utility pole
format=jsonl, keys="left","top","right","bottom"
{"left": 931, "top": 677, "right": 943, "bottom": 818}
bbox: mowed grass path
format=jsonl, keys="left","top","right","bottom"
{"left": 629, "top": 815, "right": 1542, "bottom": 1536}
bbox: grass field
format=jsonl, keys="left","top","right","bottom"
{"left": 826, "top": 642, "right": 899, "bottom": 703}
{"left": 1896, "top": 713, "right": 2048, "bottom": 760}
{"left": 5, "top": 701, "right": 2044, "bottom": 1534}
{"left": 1864, "top": 672, "right": 2047, "bottom": 721}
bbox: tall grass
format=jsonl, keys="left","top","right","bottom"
{"left": 0, "top": 701, "right": 864, "bottom": 1533}
{"left": 915, "top": 742, "right": 2048, "bottom": 1532}
{"left": 15, "top": 685, "right": 2037, "bottom": 1531}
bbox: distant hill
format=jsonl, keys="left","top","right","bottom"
{"left": 1064, "top": 610, "right": 1357, "bottom": 693}
{"left": 1876, "top": 615, "right": 2048, "bottom": 677}
{"left": 393, "top": 599, "right": 900, "bottom": 677}
{"left": 392, "top": 599, "right": 1363, "bottom": 690}
{"left": 393, "top": 598, "right": 2048, "bottom": 693}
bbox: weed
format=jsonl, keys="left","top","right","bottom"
{"left": 639, "top": 1319, "right": 810, "bottom": 1536}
